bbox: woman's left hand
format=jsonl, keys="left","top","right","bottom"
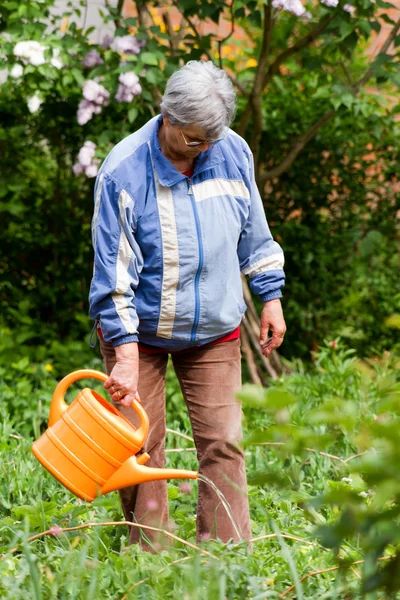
{"left": 259, "top": 298, "right": 286, "bottom": 357}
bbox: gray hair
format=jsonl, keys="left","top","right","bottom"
{"left": 160, "top": 60, "right": 236, "bottom": 140}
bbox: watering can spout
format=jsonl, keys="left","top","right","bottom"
{"left": 100, "top": 454, "right": 198, "bottom": 496}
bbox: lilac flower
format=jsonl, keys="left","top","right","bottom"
{"left": 13, "top": 41, "right": 62, "bottom": 68}
{"left": 50, "top": 48, "right": 63, "bottom": 69}
{"left": 321, "top": 0, "right": 338, "bottom": 6}
{"left": 77, "top": 99, "right": 96, "bottom": 125}
{"left": 78, "top": 80, "right": 110, "bottom": 125}
{"left": 115, "top": 71, "right": 142, "bottom": 103}
{"left": 85, "top": 161, "right": 100, "bottom": 178}
{"left": 73, "top": 142, "right": 99, "bottom": 178}
{"left": 101, "top": 34, "right": 114, "bottom": 50}
{"left": 27, "top": 92, "right": 43, "bottom": 113}
{"left": 272, "top": 0, "right": 307, "bottom": 17}
{"left": 82, "top": 80, "right": 109, "bottom": 104}
{"left": 14, "top": 40, "right": 46, "bottom": 66}
{"left": 112, "top": 35, "right": 142, "bottom": 55}
{"left": 343, "top": 3, "right": 355, "bottom": 13}
{"left": 82, "top": 50, "right": 104, "bottom": 68}
{"left": 78, "top": 140, "right": 96, "bottom": 166}
{"left": 72, "top": 163, "right": 84, "bottom": 175}
{"left": 10, "top": 63, "right": 23, "bottom": 78}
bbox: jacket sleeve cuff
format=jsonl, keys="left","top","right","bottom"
{"left": 111, "top": 334, "right": 139, "bottom": 347}
{"left": 259, "top": 290, "right": 283, "bottom": 302}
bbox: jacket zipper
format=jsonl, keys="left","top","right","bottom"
{"left": 187, "top": 178, "right": 203, "bottom": 345}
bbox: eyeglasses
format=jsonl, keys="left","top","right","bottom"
{"left": 180, "top": 129, "right": 226, "bottom": 147}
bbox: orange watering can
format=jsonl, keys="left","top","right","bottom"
{"left": 32, "top": 369, "right": 198, "bottom": 501}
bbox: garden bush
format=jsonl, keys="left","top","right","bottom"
{"left": 1, "top": 0, "right": 399, "bottom": 358}
{"left": 1, "top": 336, "right": 400, "bottom": 597}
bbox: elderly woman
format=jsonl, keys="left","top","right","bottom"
{"left": 89, "top": 60, "right": 286, "bottom": 548}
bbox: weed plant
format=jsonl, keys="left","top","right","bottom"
{"left": 0, "top": 333, "right": 399, "bottom": 598}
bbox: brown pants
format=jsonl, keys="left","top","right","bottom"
{"left": 99, "top": 336, "right": 251, "bottom": 547}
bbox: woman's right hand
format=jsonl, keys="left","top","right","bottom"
{"left": 104, "top": 342, "right": 139, "bottom": 406}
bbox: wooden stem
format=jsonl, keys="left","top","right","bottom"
{"left": 240, "top": 325, "right": 263, "bottom": 385}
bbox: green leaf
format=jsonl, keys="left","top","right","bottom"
{"left": 237, "top": 384, "right": 266, "bottom": 408}
{"left": 72, "top": 68, "right": 85, "bottom": 85}
{"left": 339, "top": 21, "right": 354, "bottom": 40}
{"left": 167, "top": 486, "right": 179, "bottom": 500}
{"left": 140, "top": 52, "right": 158, "bottom": 66}
{"left": 385, "top": 314, "right": 400, "bottom": 329}
{"left": 248, "top": 470, "right": 291, "bottom": 487}
{"left": 265, "top": 389, "right": 297, "bottom": 410}
{"left": 128, "top": 107, "right": 138, "bottom": 124}
{"left": 145, "top": 68, "right": 160, "bottom": 85}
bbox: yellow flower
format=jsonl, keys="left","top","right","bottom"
{"left": 45, "top": 364, "right": 53, "bottom": 372}
{"left": 246, "top": 58, "right": 257, "bottom": 68}
{"left": 59, "top": 17, "right": 69, "bottom": 32}
{"left": 266, "top": 578, "right": 275, "bottom": 586}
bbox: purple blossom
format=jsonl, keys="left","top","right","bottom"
{"left": 73, "top": 142, "right": 99, "bottom": 178}
{"left": 320, "top": 0, "right": 338, "bottom": 6}
{"left": 78, "top": 141, "right": 96, "bottom": 166}
{"left": 72, "top": 162, "right": 84, "bottom": 175}
{"left": 272, "top": 0, "right": 307, "bottom": 17}
{"left": 101, "top": 34, "right": 114, "bottom": 50}
{"left": 82, "top": 80, "right": 109, "bottom": 104}
{"left": 85, "top": 161, "right": 100, "bottom": 178}
{"left": 115, "top": 71, "right": 142, "bottom": 103}
{"left": 119, "top": 72, "right": 140, "bottom": 87}
{"left": 77, "top": 99, "right": 96, "bottom": 125}
{"left": 343, "top": 3, "right": 355, "bottom": 13}
{"left": 82, "top": 50, "right": 104, "bottom": 68}
{"left": 78, "top": 80, "right": 110, "bottom": 125}
{"left": 112, "top": 35, "right": 142, "bottom": 55}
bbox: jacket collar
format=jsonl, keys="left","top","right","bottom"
{"left": 149, "top": 114, "right": 225, "bottom": 187}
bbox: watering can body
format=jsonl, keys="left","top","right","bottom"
{"left": 32, "top": 370, "right": 197, "bottom": 501}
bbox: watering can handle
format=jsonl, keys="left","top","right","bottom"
{"left": 48, "top": 369, "right": 149, "bottom": 440}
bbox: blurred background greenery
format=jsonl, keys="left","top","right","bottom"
{"left": 1, "top": 0, "right": 400, "bottom": 597}
{"left": 1, "top": 0, "right": 399, "bottom": 363}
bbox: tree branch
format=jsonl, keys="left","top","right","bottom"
{"left": 162, "top": 12, "right": 180, "bottom": 54}
{"left": 105, "top": 0, "right": 124, "bottom": 29}
{"left": 241, "top": 325, "right": 264, "bottom": 384}
{"left": 237, "top": 12, "right": 336, "bottom": 138}
{"left": 263, "top": 12, "right": 336, "bottom": 88}
{"left": 242, "top": 315, "right": 279, "bottom": 379}
{"left": 250, "top": 1, "right": 274, "bottom": 171}
{"left": 170, "top": 0, "right": 248, "bottom": 96}
{"left": 238, "top": 1, "right": 274, "bottom": 144}
{"left": 259, "top": 15, "right": 400, "bottom": 182}
{"left": 260, "top": 108, "right": 335, "bottom": 183}
{"left": 134, "top": 0, "right": 153, "bottom": 29}
{"left": 218, "top": 1, "right": 235, "bottom": 70}
{"left": 356, "top": 15, "right": 400, "bottom": 88}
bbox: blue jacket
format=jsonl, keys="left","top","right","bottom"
{"left": 89, "top": 115, "right": 285, "bottom": 350}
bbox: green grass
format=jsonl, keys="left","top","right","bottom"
{"left": 1, "top": 337, "right": 399, "bottom": 599}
